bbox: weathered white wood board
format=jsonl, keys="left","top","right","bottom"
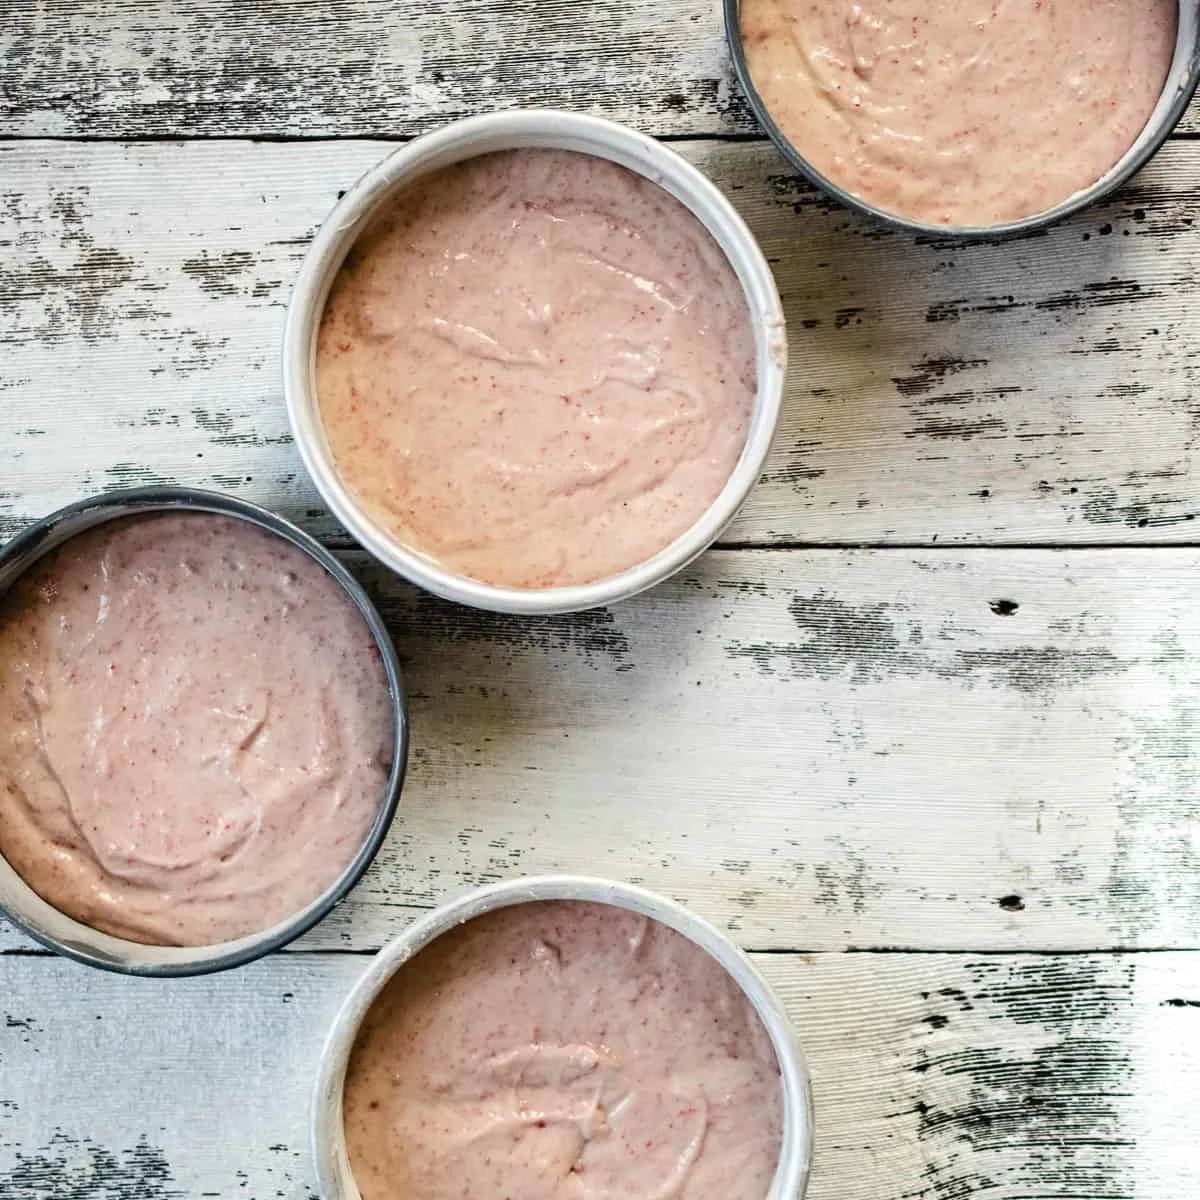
{"left": 0, "top": 0, "right": 743, "bottom": 139}
{"left": 3, "top": 0, "right": 1200, "bottom": 141}
{"left": 1, "top": 951, "right": 1197, "bottom": 1199}
{"left": 4, "top": 546, "right": 1196, "bottom": 956}
{"left": 4, "top": 138, "right": 1200, "bottom": 548}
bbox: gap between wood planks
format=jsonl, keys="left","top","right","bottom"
{"left": 3, "top": 130, "right": 1200, "bottom": 146}
{"left": 0, "top": 131, "right": 759, "bottom": 145}
{"left": 313, "top": 538, "right": 1200, "bottom": 552}
{"left": 0, "top": 132, "right": 766, "bottom": 145}
{"left": 5, "top": 947, "right": 1200, "bottom": 958}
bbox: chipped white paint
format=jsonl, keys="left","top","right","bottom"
{"left": 1, "top": 952, "right": 1197, "bottom": 1199}
{"left": 4, "top": 140, "right": 1200, "bottom": 547}
{"left": 0, "top": 0, "right": 735, "bottom": 139}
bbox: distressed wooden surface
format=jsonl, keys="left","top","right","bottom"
{"left": 1, "top": 951, "right": 1198, "bottom": 1200}
{"left": 2, "top": 545, "right": 1198, "bottom": 956}
{"left": 5, "top": 0, "right": 1200, "bottom": 1195}
{"left": 0, "top": 0, "right": 744, "bottom": 139}
{"left": 2, "top": 0, "right": 1199, "bottom": 140}
{"left": 5, "top": 138, "right": 1200, "bottom": 548}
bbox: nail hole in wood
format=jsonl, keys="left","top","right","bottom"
{"left": 989, "top": 599, "right": 1019, "bottom": 616}
{"left": 998, "top": 894, "right": 1025, "bottom": 911}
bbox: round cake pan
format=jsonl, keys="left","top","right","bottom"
{"left": 283, "top": 108, "right": 786, "bottom": 615}
{"left": 725, "top": 0, "right": 1200, "bottom": 238}
{"left": 0, "top": 486, "right": 408, "bottom": 977}
{"left": 312, "top": 875, "right": 813, "bottom": 1199}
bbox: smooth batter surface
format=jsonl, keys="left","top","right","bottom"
{"left": 343, "top": 900, "right": 783, "bottom": 1199}
{"left": 740, "top": 0, "right": 1177, "bottom": 225}
{"left": 0, "top": 513, "right": 394, "bottom": 946}
{"left": 317, "top": 148, "right": 756, "bottom": 589}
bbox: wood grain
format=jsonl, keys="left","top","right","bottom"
{"left": 3, "top": 138, "right": 1200, "bottom": 549}
{"left": 3, "top": 546, "right": 1196, "bottom": 955}
{"left": 3, "top": 0, "right": 1199, "bottom": 141}
{"left": 0, "top": 0, "right": 746, "bottom": 139}
{"left": 1, "top": 950, "right": 1196, "bottom": 1199}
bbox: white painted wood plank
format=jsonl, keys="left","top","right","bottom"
{"left": 0, "top": 0, "right": 742, "bottom": 140}
{"left": 4, "top": 547, "right": 1197, "bottom": 954}
{"left": 757, "top": 952, "right": 1200, "bottom": 1200}
{"left": 3, "top": 0, "right": 1200, "bottom": 141}
{"left": 3, "top": 138, "right": 1199, "bottom": 548}
{"left": 1, "top": 951, "right": 1196, "bottom": 1198}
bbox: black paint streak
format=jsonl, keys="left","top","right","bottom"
{"left": 0, "top": 0, "right": 763, "bottom": 138}
{"left": 926, "top": 292, "right": 1019, "bottom": 324}
{"left": 1162, "top": 998, "right": 1200, "bottom": 1008}
{"left": 128, "top": 406, "right": 182, "bottom": 429}
{"left": 1082, "top": 487, "right": 1153, "bottom": 529}
{"left": 926, "top": 278, "right": 1157, "bottom": 324}
{"left": 902, "top": 384, "right": 1021, "bottom": 442}
{"left": 1105, "top": 702, "right": 1200, "bottom": 940}
{"left": 0, "top": 182, "right": 168, "bottom": 344}
{"left": 727, "top": 592, "right": 914, "bottom": 684}
{"left": 210, "top": 431, "right": 294, "bottom": 449}
{"left": 192, "top": 408, "right": 234, "bottom": 433}
{"left": 1079, "top": 481, "right": 1196, "bottom": 530}
{"left": 893, "top": 355, "right": 989, "bottom": 398}
{"left": 1034, "top": 278, "right": 1152, "bottom": 314}
{"left": 726, "top": 589, "right": 1124, "bottom": 694}
{"left": 789, "top": 593, "right": 901, "bottom": 673}
{"left": 180, "top": 250, "right": 256, "bottom": 297}
{"left": 968, "top": 956, "right": 1136, "bottom": 1025}
{"left": 760, "top": 439, "right": 826, "bottom": 490}
{"left": 908, "top": 410, "right": 1007, "bottom": 441}
{"left": 372, "top": 585, "right": 633, "bottom": 669}
{"left": 764, "top": 171, "right": 857, "bottom": 219}
{"left": 0, "top": 493, "right": 21, "bottom": 542}
{"left": 911, "top": 958, "right": 1136, "bottom": 1198}
{"left": 952, "top": 645, "right": 1123, "bottom": 694}
{"left": 0, "top": 248, "right": 139, "bottom": 343}
{"left": 103, "top": 463, "right": 177, "bottom": 489}
{"left": 0, "top": 1134, "right": 182, "bottom": 1200}
{"left": 812, "top": 844, "right": 881, "bottom": 915}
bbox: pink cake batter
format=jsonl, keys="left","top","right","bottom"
{"left": 343, "top": 900, "right": 783, "bottom": 1200}
{"left": 0, "top": 513, "right": 394, "bottom": 946}
{"left": 740, "top": 0, "right": 1177, "bottom": 225}
{"left": 316, "top": 148, "right": 756, "bottom": 589}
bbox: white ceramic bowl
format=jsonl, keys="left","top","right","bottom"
{"left": 312, "top": 875, "right": 813, "bottom": 1199}
{"left": 283, "top": 110, "right": 786, "bottom": 615}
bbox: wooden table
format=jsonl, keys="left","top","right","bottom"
{"left": 3, "top": 4, "right": 1200, "bottom": 1197}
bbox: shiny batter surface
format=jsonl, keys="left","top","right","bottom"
{"left": 740, "top": 0, "right": 1177, "bottom": 225}
{"left": 317, "top": 148, "right": 756, "bottom": 589}
{"left": 0, "top": 513, "right": 394, "bottom": 946}
{"left": 343, "top": 900, "right": 783, "bottom": 1199}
